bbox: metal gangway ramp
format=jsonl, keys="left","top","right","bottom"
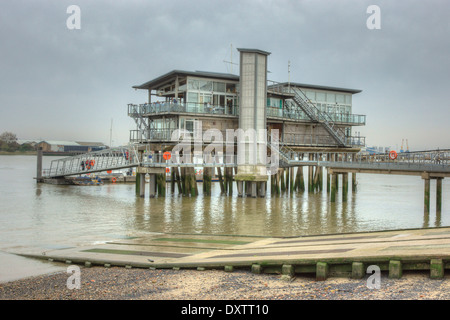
{"left": 42, "top": 146, "right": 140, "bottom": 178}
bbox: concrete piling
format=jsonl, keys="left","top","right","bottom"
{"left": 389, "top": 260, "right": 402, "bottom": 279}
{"left": 351, "top": 262, "right": 365, "bottom": 279}
{"left": 430, "top": 259, "right": 444, "bottom": 279}
{"left": 149, "top": 174, "right": 156, "bottom": 198}
{"left": 316, "top": 262, "right": 329, "bottom": 281}
{"left": 139, "top": 173, "right": 145, "bottom": 197}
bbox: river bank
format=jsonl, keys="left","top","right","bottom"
{"left": 0, "top": 151, "right": 36, "bottom": 156}
{"left": 1, "top": 266, "right": 449, "bottom": 300}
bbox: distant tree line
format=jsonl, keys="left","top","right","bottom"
{"left": 0, "top": 131, "right": 35, "bottom": 152}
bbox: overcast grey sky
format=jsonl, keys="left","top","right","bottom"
{"left": 1, "top": 0, "right": 449, "bottom": 150}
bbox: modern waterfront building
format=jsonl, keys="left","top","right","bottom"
{"left": 128, "top": 48, "right": 366, "bottom": 154}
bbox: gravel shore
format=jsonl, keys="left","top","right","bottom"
{"left": 1, "top": 266, "right": 450, "bottom": 301}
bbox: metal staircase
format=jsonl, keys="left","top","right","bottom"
{"left": 128, "top": 104, "right": 150, "bottom": 141}
{"left": 288, "top": 88, "right": 347, "bottom": 147}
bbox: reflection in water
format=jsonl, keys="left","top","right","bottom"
{"left": 0, "top": 156, "right": 449, "bottom": 251}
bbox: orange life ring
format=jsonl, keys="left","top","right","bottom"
{"left": 112, "top": 177, "right": 117, "bottom": 183}
{"left": 163, "top": 152, "right": 171, "bottom": 160}
{"left": 165, "top": 168, "right": 170, "bottom": 173}
{"left": 389, "top": 150, "right": 397, "bottom": 160}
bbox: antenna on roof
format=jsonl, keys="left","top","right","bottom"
{"left": 223, "top": 44, "right": 238, "bottom": 74}
{"left": 288, "top": 60, "right": 291, "bottom": 93}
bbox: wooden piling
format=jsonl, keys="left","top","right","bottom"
{"left": 313, "top": 166, "right": 320, "bottom": 192}
{"left": 308, "top": 165, "right": 314, "bottom": 193}
{"left": 175, "top": 167, "right": 182, "bottom": 194}
{"left": 331, "top": 173, "right": 337, "bottom": 203}
{"left": 342, "top": 173, "right": 348, "bottom": 202}
{"left": 295, "top": 166, "right": 305, "bottom": 192}
{"left": 275, "top": 170, "right": 281, "bottom": 195}
{"left": 424, "top": 178, "right": 430, "bottom": 215}
{"left": 352, "top": 172, "right": 357, "bottom": 192}
{"left": 158, "top": 173, "right": 166, "bottom": 197}
{"left": 270, "top": 174, "right": 275, "bottom": 195}
{"left": 326, "top": 169, "right": 330, "bottom": 193}
{"left": 135, "top": 171, "right": 141, "bottom": 196}
{"left": 318, "top": 166, "right": 323, "bottom": 192}
{"left": 217, "top": 167, "right": 225, "bottom": 194}
{"left": 189, "top": 167, "right": 198, "bottom": 197}
{"left": 289, "top": 167, "right": 294, "bottom": 194}
{"left": 36, "top": 147, "right": 43, "bottom": 183}
{"left": 237, "top": 180, "right": 244, "bottom": 197}
{"left": 226, "top": 167, "right": 233, "bottom": 196}
{"left": 203, "top": 167, "right": 212, "bottom": 196}
{"left": 170, "top": 169, "right": 176, "bottom": 194}
{"left": 437, "top": 178, "right": 443, "bottom": 215}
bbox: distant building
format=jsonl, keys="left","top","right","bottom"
{"left": 16, "top": 140, "right": 41, "bottom": 147}
{"left": 36, "top": 141, "right": 107, "bottom": 153}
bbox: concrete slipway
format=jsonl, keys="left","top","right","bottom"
{"left": 9, "top": 227, "right": 450, "bottom": 280}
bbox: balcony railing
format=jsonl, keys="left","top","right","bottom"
{"left": 128, "top": 102, "right": 236, "bottom": 117}
{"left": 130, "top": 128, "right": 365, "bottom": 148}
{"left": 266, "top": 107, "right": 365, "bottom": 125}
{"left": 273, "top": 133, "right": 365, "bottom": 148}
{"left": 128, "top": 102, "right": 366, "bottom": 125}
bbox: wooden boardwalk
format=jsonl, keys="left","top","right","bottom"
{"left": 10, "top": 227, "right": 450, "bottom": 280}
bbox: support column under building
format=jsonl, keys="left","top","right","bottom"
{"left": 234, "top": 48, "right": 271, "bottom": 193}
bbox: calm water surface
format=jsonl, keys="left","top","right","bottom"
{"left": 0, "top": 155, "right": 449, "bottom": 282}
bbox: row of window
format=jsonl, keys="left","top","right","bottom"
{"left": 187, "top": 79, "right": 237, "bottom": 94}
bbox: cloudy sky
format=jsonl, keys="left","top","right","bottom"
{"left": 1, "top": 0, "right": 449, "bottom": 150}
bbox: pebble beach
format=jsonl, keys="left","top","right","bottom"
{"left": 1, "top": 266, "right": 450, "bottom": 300}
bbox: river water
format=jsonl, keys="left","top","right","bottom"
{"left": 0, "top": 155, "right": 449, "bottom": 282}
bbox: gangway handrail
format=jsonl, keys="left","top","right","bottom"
{"left": 42, "top": 146, "right": 140, "bottom": 178}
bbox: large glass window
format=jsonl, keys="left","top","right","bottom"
{"left": 199, "top": 80, "right": 213, "bottom": 91}
{"left": 345, "top": 94, "right": 352, "bottom": 105}
{"left": 336, "top": 94, "right": 345, "bottom": 104}
{"left": 188, "top": 80, "right": 199, "bottom": 90}
{"left": 326, "top": 93, "right": 335, "bottom": 103}
{"left": 213, "top": 82, "right": 226, "bottom": 92}
{"left": 316, "top": 92, "right": 326, "bottom": 102}
{"left": 305, "top": 91, "right": 315, "bottom": 100}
